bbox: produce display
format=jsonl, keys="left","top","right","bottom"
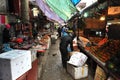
{"left": 86, "top": 37, "right": 120, "bottom": 62}
{"left": 32, "top": 34, "right": 50, "bottom": 50}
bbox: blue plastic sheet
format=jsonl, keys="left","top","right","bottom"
{"left": 71, "top": 0, "right": 81, "bottom": 5}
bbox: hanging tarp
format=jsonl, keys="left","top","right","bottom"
{"left": 35, "top": 0, "right": 65, "bottom": 25}
{"left": 71, "top": 0, "right": 81, "bottom": 6}
{"left": 45, "top": 0, "right": 77, "bottom": 21}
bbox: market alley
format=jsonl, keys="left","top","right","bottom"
{"left": 39, "top": 38, "right": 93, "bottom": 80}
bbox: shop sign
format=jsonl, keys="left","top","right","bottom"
{"left": 108, "top": 7, "right": 120, "bottom": 15}
{"left": 77, "top": 0, "right": 97, "bottom": 11}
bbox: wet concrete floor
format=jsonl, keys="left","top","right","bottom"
{"left": 39, "top": 39, "right": 94, "bottom": 80}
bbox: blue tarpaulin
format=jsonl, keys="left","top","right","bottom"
{"left": 71, "top": 0, "right": 81, "bottom": 5}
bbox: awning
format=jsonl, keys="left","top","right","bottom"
{"left": 35, "top": 0, "right": 65, "bottom": 25}
{"left": 36, "top": 0, "right": 98, "bottom": 25}
{"left": 45, "top": 0, "right": 77, "bottom": 21}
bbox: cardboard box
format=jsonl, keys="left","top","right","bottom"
{"left": 67, "top": 62, "right": 88, "bottom": 79}
{"left": 0, "top": 50, "right": 32, "bottom": 80}
{"left": 94, "top": 65, "right": 106, "bottom": 80}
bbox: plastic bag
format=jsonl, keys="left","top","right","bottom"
{"left": 67, "top": 44, "right": 72, "bottom": 52}
{"left": 68, "top": 51, "right": 88, "bottom": 67}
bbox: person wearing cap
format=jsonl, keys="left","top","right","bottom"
{"left": 2, "top": 24, "right": 13, "bottom": 52}
{"left": 2, "top": 24, "right": 11, "bottom": 43}
{"left": 59, "top": 27, "right": 75, "bottom": 69}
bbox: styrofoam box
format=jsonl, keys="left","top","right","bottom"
{"left": 29, "top": 49, "right": 37, "bottom": 62}
{"left": 67, "top": 62, "right": 88, "bottom": 79}
{"left": 47, "top": 37, "right": 51, "bottom": 49}
{"left": 0, "top": 50, "right": 32, "bottom": 80}
{"left": 51, "top": 34, "right": 58, "bottom": 39}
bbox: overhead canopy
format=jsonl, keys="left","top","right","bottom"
{"left": 35, "top": 0, "right": 99, "bottom": 25}
{"left": 35, "top": 0, "right": 65, "bottom": 25}
{"left": 45, "top": 0, "right": 77, "bottom": 21}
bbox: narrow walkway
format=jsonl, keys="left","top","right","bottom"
{"left": 40, "top": 39, "right": 73, "bottom": 80}
{"left": 40, "top": 39, "right": 92, "bottom": 80}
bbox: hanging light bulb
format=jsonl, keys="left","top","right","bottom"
{"left": 84, "top": 12, "right": 88, "bottom": 17}
{"left": 32, "top": 8, "right": 39, "bottom": 17}
{"left": 100, "top": 16, "right": 105, "bottom": 21}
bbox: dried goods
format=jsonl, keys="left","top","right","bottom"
{"left": 86, "top": 38, "right": 120, "bottom": 62}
